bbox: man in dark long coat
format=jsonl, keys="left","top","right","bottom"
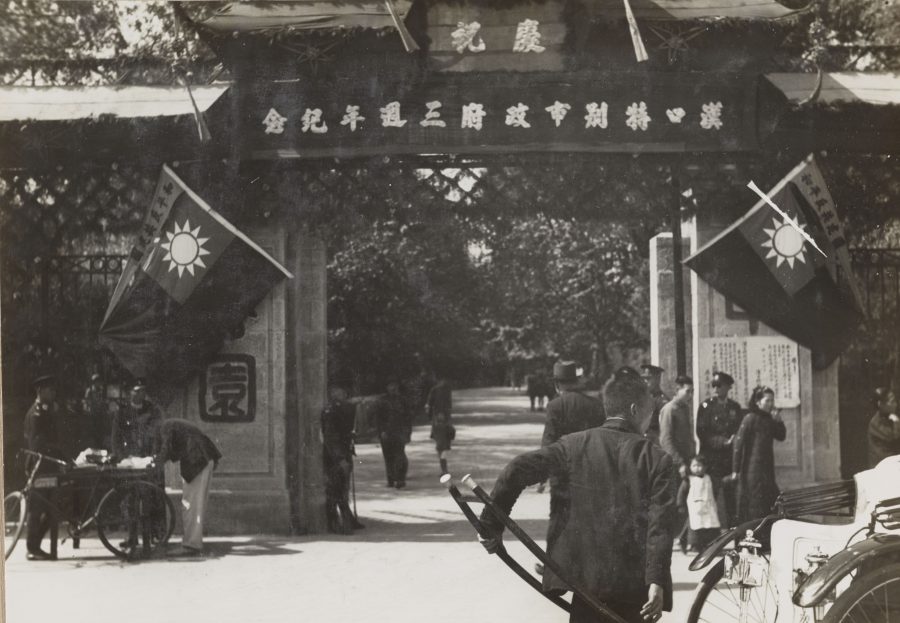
{"left": 321, "top": 386, "right": 364, "bottom": 533}
{"left": 480, "top": 367, "right": 674, "bottom": 623}
{"left": 375, "top": 379, "right": 412, "bottom": 489}
{"left": 539, "top": 361, "right": 606, "bottom": 562}
{"left": 23, "top": 374, "right": 62, "bottom": 560}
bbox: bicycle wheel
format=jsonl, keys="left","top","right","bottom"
{"left": 821, "top": 562, "right": 900, "bottom": 622}
{"left": 4, "top": 491, "right": 26, "bottom": 559}
{"left": 687, "top": 558, "right": 780, "bottom": 623}
{"left": 96, "top": 480, "right": 175, "bottom": 560}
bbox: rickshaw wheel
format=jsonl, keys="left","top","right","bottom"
{"left": 4, "top": 491, "right": 27, "bottom": 559}
{"left": 96, "top": 480, "right": 175, "bottom": 560}
{"left": 820, "top": 562, "right": 900, "bottom": 622}
{"left": 687, "top": 558, "right": 779, "bottom": 623}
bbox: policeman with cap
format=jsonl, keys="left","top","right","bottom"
{"left": 640, "top": 364, "right": 669, "bottom": 445}
{"left": 23, "top": 373, "right": 61, "bottom": 560}
{"left": 696, "top": 371, "right": 742, "bottom": 524}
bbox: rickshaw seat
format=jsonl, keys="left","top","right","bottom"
{"left": 775, "top": 480, "right": 856, "bottom": 519}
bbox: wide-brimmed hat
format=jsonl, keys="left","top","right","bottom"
{"left": 712, "top": 371, "right": 735, "bottom": 387}
{"left": 553, "top": 361, "right": 580, "bottom": 383}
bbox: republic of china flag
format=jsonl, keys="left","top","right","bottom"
{"left": 684, "top": 158, "right": 863, "bottom": 369}
{"left": 100, "top": 165, "right": 292, "bottom": 388}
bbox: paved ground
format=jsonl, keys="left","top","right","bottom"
{"left": 3, "top": 387, "right": 707, "bottom": 623}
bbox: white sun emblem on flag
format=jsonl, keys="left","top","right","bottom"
{"left": 761, "top": 215, "right": 808, "bottom": 269}
{"left": 159, "top": 219, "right": 211, "bottom": 277}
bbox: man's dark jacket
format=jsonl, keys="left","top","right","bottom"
{"left": 482, "top": 419, "right": 676, "bottom": 610}
{"left": 542, "top": 390, "right": 606, "bottom": 446}
{"left": 375, "top": 394, "right": 411, "bottom": 441}
{"left": 321, "top": 401, "right": 356, "bottom": 464}
{"left": 152, "top": 419, "right": 222, "bottom": 483}
{"left": 696, "top": 397, "right": 743, "bottom": 478}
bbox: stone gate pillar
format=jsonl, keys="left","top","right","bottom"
{"left": 162, "top": 226, "right": 329, "bottom": 534}
{"left": 164, "top": 224, "right": 294, "bottom": 534}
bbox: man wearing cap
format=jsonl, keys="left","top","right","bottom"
{"left": 542, "top": 361, "right": 606, "bottom": 447}
{"left": 539, "top": 361, "right": 606, "bottom": 568}
{"left": 480, "top": 367, "right": 674, "bottom": 623}
{"left": 640, "top": 365, "right": 668, "bottom": 446}
{"left": 112, "top": 379, "right": 163, "bottom": 459}
{"left": 23, "top": 374, "right": 62, "bottom": 560}
{"left": 82, "top": 373, "right": 111, "bottom": 449}
{"left": 696, "top": 371, "right": 742, "bottom": 526}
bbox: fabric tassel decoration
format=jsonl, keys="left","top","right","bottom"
{"left": 384, "top": 0, "right": 420, "bottom": 52}
{"left": 623, "top": 0, "right": 649, "bottom": 63}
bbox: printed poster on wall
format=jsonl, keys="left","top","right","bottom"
{"left": 699, "top": 336, "right": 800, "bottom": 409}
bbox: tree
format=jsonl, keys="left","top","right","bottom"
{"left": 477, "top": 217, "right": 649, "bottom": 379}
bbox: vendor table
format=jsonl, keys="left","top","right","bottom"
{"left": 28, "top": 462, "right": 175, "bottom": 560}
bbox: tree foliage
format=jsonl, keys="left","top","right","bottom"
{"left": 477, "top": 218, "right": 649, "bottom": 376}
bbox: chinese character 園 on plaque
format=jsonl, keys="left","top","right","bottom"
{"left": 200, "top": 354, "right": 256, "bottom": 422}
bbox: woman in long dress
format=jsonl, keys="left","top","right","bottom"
{"left": 732, "top": 386, "right": 787, "bottom": 523}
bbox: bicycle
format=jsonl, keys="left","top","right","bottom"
{"left": 4, "top": 449, "right": 175, "bottom": 561}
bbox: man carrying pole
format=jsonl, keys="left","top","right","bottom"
{"left": 478, "top": 367, "right": 675, "bottom": 623}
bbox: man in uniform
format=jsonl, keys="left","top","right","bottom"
{"left": 480, "top": 367, "right": 674, "bottom": 623}
{"left": 640, "top": 364, "right": 669, "bottom": 446}
{"left": 111, "top": 378, "right": 163, "bottom": 459}
{"left": 321, "top": 385, "right": 364, "bottom": 533}
{"left": 696, "top": 371, "right": 742, "bottom": 527}
{"left": 375, "top": 379, "right": 412, "bottom": 489}
{"left": 23, "top": 374, "right": 62, "bottom": 560}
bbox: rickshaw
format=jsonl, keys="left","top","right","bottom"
{"left": 687, "top": 455, "right": 900, "bottom": 622}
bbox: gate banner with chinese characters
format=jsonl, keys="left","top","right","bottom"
{"left": 699, "top": 337, "right": 800, "bottom": 409}
{"left": 244, "top": 71, "right": 756, "bottom": 158}
{"left": 100, "top": 165, "right": 293, "bottom": 389}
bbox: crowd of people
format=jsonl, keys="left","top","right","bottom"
{"left": 479, "top": 359, "right": 900, "bottom": 623}
{"left": 320, "top": 372, "right": 457, "bottom": 534}
{"left": 21, "top": 373, "right": 222, "bottom": 561}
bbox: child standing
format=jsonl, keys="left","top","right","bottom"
{"left": 427, "top": 377, "right": 455, "bottom": 475}
{"left": 677, "top": 455, "right": 721, "bottom": 553}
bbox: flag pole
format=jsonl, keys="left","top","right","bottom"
{"left": 623, "top": 0, "right": 648, "bottom": 63}
{"left": 670, "top": 166, "right": 687, "bottom": 376}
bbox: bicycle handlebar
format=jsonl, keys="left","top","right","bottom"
{"left": 20, "top": 448, "right": 70, "bottom": 467}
